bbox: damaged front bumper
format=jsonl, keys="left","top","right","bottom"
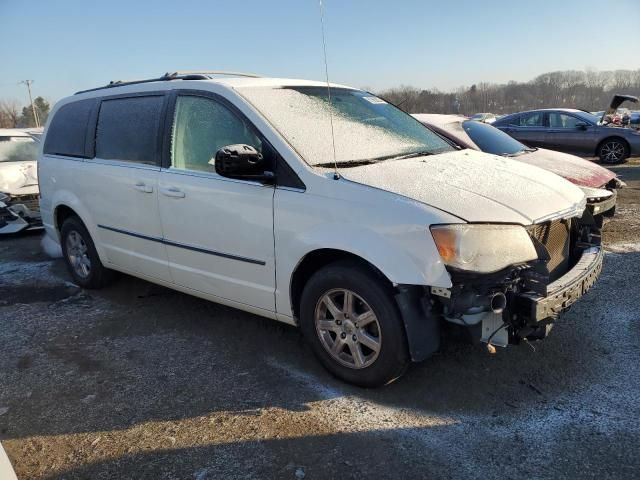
{"left": 516, "top": 246, "right": 603, "bottom": 323}
{"left": 584, "top": 187, "right": 617, "bottom": 218}
{"left": 0, "top": 193, "right": 42, "bottom": 234}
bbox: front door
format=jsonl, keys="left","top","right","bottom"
{"left": 544, "top": 112, "right": 593, "bottom": 153}
{"left": 158, "top": 92, "right": 276, "bottom": 312}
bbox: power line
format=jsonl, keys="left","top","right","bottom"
{"left": 18, "top": 80, "right": 40, "bottom": 128}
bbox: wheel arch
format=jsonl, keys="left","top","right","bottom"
{"left": 54, "top": 204, "right": 80, "bottom": 233}
{"left": 50, "top": 197, "right": 107, "bottom": 263}
{"left": 289, "top": 248, "right": 393, "bottom": 320}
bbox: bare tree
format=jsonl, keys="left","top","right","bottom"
{"left": 378, "top": 68, "right": 640, "bottom": 115}
{"left": 0, "top": 100, "right": 21, "bottom": 128}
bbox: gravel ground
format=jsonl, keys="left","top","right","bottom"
{"left": 1, "top": 159, "right": 639, "bottom": 480}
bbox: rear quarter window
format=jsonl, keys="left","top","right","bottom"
{"left": 43, "top": 99, "right": 95, "bottom": 158}
{"left": 95, "top": 95, "right": 165, "bottom": 165}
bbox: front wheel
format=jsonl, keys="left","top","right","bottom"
{"left": 299, "top": 261, "right": 409, "bottom": 387}
{"left": 598, "top": 138, "right": 629, "bottom": 164}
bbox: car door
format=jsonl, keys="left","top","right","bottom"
{"left": 544, "top": 111, "right": 593, "bottom": 153}
{"left": 81, "top": 93, "right": 171, "bottom": 282}
{"left": 501, "top": 111, "right": 547, "bottom": 147}
{"left": 157, "top": 91, "right": 276, "bottom": 312}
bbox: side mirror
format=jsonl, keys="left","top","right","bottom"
{"left": 210, "top": 144, "right": 274, "bottom": 184}
{"left": 575, "top": 122, "right": 589, "bottom": 130}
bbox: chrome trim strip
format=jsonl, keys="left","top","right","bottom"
{"left": 97, "top": 224, "right": 266, "bottom": 266}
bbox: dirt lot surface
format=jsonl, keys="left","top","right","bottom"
{"left": 1, "top": 159, "right": 640, "bottom": 479}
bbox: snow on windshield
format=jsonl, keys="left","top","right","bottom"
{"left": 0, "top": 139, "right": 38, "bottom": 163}
{"left": 239, "top": 86, "right": 451, "bottom": 167}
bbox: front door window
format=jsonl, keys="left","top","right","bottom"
{"left": 171, "top": 95, "right": 263, "bottom": 173}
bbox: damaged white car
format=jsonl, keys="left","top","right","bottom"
{"left": 40, "top": 73, "right": 603, "bottom": 386}
{"left": 0, "top": 128, "right": 42, "bottom": 234}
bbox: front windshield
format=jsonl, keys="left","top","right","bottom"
{"left": 578, "top": 111, "right": 600, "bottom": 123}
{"left": 462, "top": 120, "right": 528, "bottom": 155}
{"left": 0, "top": 138, "right": 38, "bottom": 163}
{"left": 239, "top": 86, "right": 452, "bottom": 167}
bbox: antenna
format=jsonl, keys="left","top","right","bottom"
{"left": 318, "top": 0, "right": 339, "bottom": 180}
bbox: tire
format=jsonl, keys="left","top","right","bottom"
{"left": 597, "top": 138, "right": 630, "bottom": 164}
{"left": 299, "top": 260, "right": 409, "bottom": 387}
{"left": 60, "top": 216, "right": 115, "bottom": 289}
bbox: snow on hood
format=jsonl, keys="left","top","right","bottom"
{"left": 518, "top": 148, "right": 616, "bottom": 188}
{"left": 340, "top": 149, "right": 586, "bottom": 225}
{"left": 0, "top": 161, "right": 39, "bottom": 195}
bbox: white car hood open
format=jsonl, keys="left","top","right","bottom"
{"left": 0, "top": 161, "right": 39, "bottom": 196}
{"left": 340, "top": 149, "right": 586, "bottom": 225}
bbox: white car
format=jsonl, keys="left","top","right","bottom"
{"left": 39, "top": 72, "right": 602, "bottom": 386}
{"left": 0, "top": 128, "right": 43, "bottom": 234}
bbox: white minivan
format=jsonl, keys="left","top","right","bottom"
{"left": 39, "top": 72, "right": 603, "bottom": 386}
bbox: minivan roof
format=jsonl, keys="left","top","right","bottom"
{"left": 75, "top": 74, "right": 355, "bottom": 96}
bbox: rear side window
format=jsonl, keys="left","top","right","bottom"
{"left": 518, "top": 112, "right": 544, "bottom": 127}
{"left": 95, "top": 96, "right": 164, "bottom": 165}
{"left": 43, "top": 99, "right": 95, "bottom": 157}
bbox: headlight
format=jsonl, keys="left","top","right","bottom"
{"left": 430, "top": 224, "right": 538, "bottom": 273}
{"left": 580, "top": 186, "right": 613, "bottom": 203}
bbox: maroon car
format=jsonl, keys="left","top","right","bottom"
{"left": 413, "top": 114, "right": 623, "bottom": 217}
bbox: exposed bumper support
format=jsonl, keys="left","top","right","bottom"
{"left": 516, "top": 246, "right": 603, "bottom": 323}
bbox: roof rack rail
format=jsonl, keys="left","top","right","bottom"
{"left": 164, "top": 70, "right": 262, "bottom": 79}
{"left": 74, "top": 70, "right": 262, "bottom": 95}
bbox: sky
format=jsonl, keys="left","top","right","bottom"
{"left": 1, "top": 0, "right": 639, "bottom": 104}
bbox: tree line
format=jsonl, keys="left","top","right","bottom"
{"left": 1, "top": 69, "right": 639, "bottom": 128}
{"left": 377, "top": 69, "right": 640, "bottom": 115}
{"left": 0, "top": 97, "right": 50, "bottom": 129}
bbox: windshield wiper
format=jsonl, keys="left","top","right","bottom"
{"left": 392, "top": 150, "right": 436, "bottom": 160}
{"left": 315, "top": 150, "right": 436, "bottom": 169}
{"left": 503, "top": 150, "right": 528, "bottom": 157}
{"left": 315, "top": 159, "right": 379, "bottom": 169}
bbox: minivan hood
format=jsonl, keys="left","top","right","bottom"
{"left": 518, "top": 148, "right": 616, "bottom": 188}
{"left": 340, "top": 149, "right": 586, "bottom": 225}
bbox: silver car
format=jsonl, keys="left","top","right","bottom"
{"left": 493, "top": 95, "right": 640, "bottom": 164}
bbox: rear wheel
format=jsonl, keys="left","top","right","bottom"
{"left": 61, "top": 216, "right": 115, "bottom": 289}
{"left": 300, "top": 261, "right": 409, "bottom": 387}
{"left": 598, "top": 138, "right": 629, "bottom": 164}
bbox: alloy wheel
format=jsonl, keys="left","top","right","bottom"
{"left": 66, "top": 230, "right": 91, "bottom": 279}
{"left": 601, "top": 141, "right": 625, "bottom": 163}
{"left": 314, "top": 288, "right": 382, "bottom": 369}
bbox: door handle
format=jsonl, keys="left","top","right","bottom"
{"left": 134, "top": 181, "right": 153, "bottom": 193}
{"left": 160, "top": 186, "right": 185, "bottom": 198}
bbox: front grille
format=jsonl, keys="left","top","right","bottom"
{"left": 528, "top": 219, "right": 571, "bottom": 281}
{"left": 10, "top": 194, "right": 40, "bottom": 213}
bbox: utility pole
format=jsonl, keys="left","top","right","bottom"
{"left": 19, "top": 80, "right": 40, "bottom": 128}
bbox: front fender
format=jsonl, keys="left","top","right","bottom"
{"left": 274, "top": 190, "right": 454, "bottom": 318}
{"left": 294, "top": 222, "right": 450, "bottom": 286}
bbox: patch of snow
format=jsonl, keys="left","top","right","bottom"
{"left": 41, "top": 234, "right": 63, "bottom": 258}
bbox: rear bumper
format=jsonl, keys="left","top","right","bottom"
{"left": 516, "top": 246, "right": 603, "bottom": 323}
